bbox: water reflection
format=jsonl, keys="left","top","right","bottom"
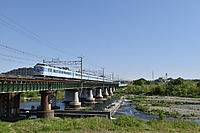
{"left": 20, "top": 100, "right": 40, "bottom": 109}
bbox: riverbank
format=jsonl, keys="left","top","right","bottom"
{"left": 1, "top": 116, "right": 200, "bottom": 133}
{"left": 3, "top": 93, "right": 200, "bottom": 132}
{"left": 127, "top": 95, "right": 200, "bottom": 119}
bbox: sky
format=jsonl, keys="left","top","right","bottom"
{"left": 0, "top": 0, "right": 200, "bottom": 80}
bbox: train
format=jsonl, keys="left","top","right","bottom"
{"left": 33, "top": 63, "right": 111, "bottom": 82}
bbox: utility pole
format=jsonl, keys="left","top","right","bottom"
{"left": 78, "top": 55, "right": 84, "bottom": 91}
{"left": 152, "top": 71, "right": 154, "bottom": 81}
{"left": 78, "top": 56, "right": 83, "bottom": 82}
{"left": 112, "top": 72, "right": 114, "bottom": 82}
{"left": 102, "top": 67, "right": 105, "bottom": 89}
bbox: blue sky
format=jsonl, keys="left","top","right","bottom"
{"left": 0, "top": 0, "right": 200, "bottom": 80}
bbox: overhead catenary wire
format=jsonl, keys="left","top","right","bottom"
{"left": 0, "top": 57, "right": 34, "bottom": 65}
{"left": 0, "top": 12, "right": 77, "bottom": 58}
{"left": 83, "top": 58, "right": 118, "bottom": 79}
{"left": 0, "top": 52, "right": 40, "bottom": 62}
{"left": 0, "top": 43, "right": 48, "bottom": 60}
{"left": 0, "top": 12, "right": 102, "bottom": 66}
{"left": 0, "top": 19, "right": 62, "bottom": 55}
{"left": 0, "top": 12, "right": 117, "bottom": 78}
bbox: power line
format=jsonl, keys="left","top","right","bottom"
{"left": 0, "top": 12, "right": 103, "bottom": 69}
{"left": 0, "top": 52, "right": 40, "bottom": 62}
{"left": 0, "top": 19, "right": 62, "bottom": 53}
{"left": 0, "top": 57, "right": 34, "bottom": 65}
{"left": 0, "top": 12, "right": 117, "bottom": 78}
{"left": 0, "top": 12, "right": 77, "bottom": 58}
{"left": 0, "top": 19, "right": 48, "bottom": 47}
{"left": 0, "top": 43, "right": 48, "bottom": 60}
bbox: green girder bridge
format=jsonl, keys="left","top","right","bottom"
{"left": 0, "top": 75, "right": 119, "bottom": 120}
{"left": 0, "top": 76, "right": 118, "bottom": 93}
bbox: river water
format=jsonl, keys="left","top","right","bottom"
{"left": 20, "top": 98, "right": 200, "bottom": 124}
{"left": 114, "top": 99, "right": 159, "bottom": 121}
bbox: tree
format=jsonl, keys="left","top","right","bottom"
{"left": 132, "top": 78, "right": 147, "bottom": 86}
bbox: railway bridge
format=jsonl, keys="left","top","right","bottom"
{"left": 0, "top": 75, "right": 119, "bottom": 119}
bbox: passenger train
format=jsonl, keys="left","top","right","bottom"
{"left": 34, "top": 63, "right": 111, "bottom": 82}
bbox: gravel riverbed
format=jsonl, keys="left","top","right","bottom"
{"left": 146, "top": 96, "right": 200, "bottom": 118}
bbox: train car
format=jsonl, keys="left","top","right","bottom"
{"left": 34, "top": 63, "right": 74, "bottom": 78}
{"left": 34, "top": 63, "right": 112, "bottom": 82}
{"left": 73, "top": 71, "right": 89, "bottom": 80}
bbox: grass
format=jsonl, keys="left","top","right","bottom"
{"left": 0, "top": 121, "right": 10, "bottom": 133}
{"left": 1, "top": 116, "right": 200, "bottom": 133}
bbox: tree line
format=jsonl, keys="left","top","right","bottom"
{"left": 125, "top": 77, "right": 200, "bottom": 97}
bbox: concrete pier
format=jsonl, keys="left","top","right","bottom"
{"left": 63, "top": 90, "right": 73, "bottom": 107}
{"left": 37, "top": 90, "right": 54, "bottom": 118}
{"left": 112, "top": 87, "right": 116, "bottom": 93}
{"left": 68, "top": 89, "right": 81, "bottom": 109}
{"left": 51, "top": 91, "right": 60, "bottom": 109}
{"left": 20, "top": 96, "right": 125, "bottom": 119}
{"left": 85, "top": 88, "right": 96, "bottom": 104}
{"left": 80, "top": 88, "right": 87, "bottom": 101}
{"left": 95, "top": 87, "right": 103, "bottom": 100}
{"left": 109, "top": 87, "right": 113, "bottom": 96}
{"left": 92, "top": 88, "right": 96, "bottom": 97}
{"left": 0, "top": 93, "right": 20, "bottom": 118}
{"left": 103, "top": 87, "right": 109, "bottom": 98}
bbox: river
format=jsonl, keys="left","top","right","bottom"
{"left": 20, "top": 98, "right": 200, "bottom": 124}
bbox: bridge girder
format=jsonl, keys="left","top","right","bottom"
{"left": 0, "top": 78, "right": 118, "bottom": 93}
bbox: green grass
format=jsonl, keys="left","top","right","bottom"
{"left": 1, "top": 116, "right": 200, "bottom": 133}
{"left": 0, "top": 121, "right": 10, "bottom": 133}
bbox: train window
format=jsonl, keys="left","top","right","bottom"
{"left": 43, "top": 68, "right": 48, "bottom": 72}
{"left": 76, "top": 73, "right": 81, "bottom": 76}
{"left": 40, "top": 67, "right": 44, "bottom": 71}
{"left": 68, "top": 72, "right": 72, "bottom": 75}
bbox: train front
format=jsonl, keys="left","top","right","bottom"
{"left": 33, "top": 63, "right": 46, "bottom": 77}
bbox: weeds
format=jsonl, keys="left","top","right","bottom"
{"left": 1, "top": 116, "right": 200, "bottom": 133}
